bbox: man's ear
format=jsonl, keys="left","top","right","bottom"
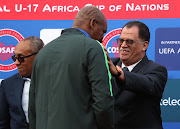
{"left": 142, "top": 41, "right": 149, "bottom": 51}
{"left": 89, "top": 18, "right": 97, "bottom": 29}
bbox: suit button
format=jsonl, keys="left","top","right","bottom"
{"left": 116, "top": 105, "right": 120, "bottom": 109}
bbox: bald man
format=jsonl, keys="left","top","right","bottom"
{"left": 29, "top": 6, "right": 114, "bottom": 129}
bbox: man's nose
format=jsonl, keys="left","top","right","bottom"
{"left": 14, "top": 59, "right": 20, "bottom": 65}
{"left": 121, "top": 41, "right": 128, "bottom": 47}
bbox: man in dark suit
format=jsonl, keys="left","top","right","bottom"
{"left": 104, "top": 21, "right": 167, "bottom": 129}
{"left": 29, "top": 6, "right": 114, "bottom": 129}
{"left": 0, "top": 36, "right": 44, "bottom": 129}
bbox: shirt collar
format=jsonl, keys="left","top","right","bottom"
{"left": 77, "top": 28, "right": 91, "bottom": 38}
{"left": 22, "top": 77, "right": 31, "bottom": 81}
{"left": 121, "top": 59, "right": 142, "bottom": 72}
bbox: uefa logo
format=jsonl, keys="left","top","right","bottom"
{"left": 0, "top": 29, "right": 24, "bottom": 72}
{"left": 102, "top": 28, "right": 122, "bottom": 58}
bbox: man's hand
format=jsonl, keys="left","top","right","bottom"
{"left": 103, "top": 46, "right": 126, "bottom": 82}
{"left": 103, "top": 46, "right": 119, "bottom": 76}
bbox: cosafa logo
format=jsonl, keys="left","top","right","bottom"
{"left": 102, "top": 28, "right": 122, "bottom": 58}
{"left": 0, "top": 29, "right": 24, "bottom": 72}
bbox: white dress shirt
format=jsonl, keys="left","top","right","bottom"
{"left": 22, "top": 78, "right": 31, "bottom": 123}
{"left": 121, "top": 59, "right": 142, "bottom": 72}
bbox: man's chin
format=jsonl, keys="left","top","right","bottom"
{"left": 120, "top": 55, "right": 129, "bottom": 61}
{"left": 18, "top": 72, "right": 26, "bottom": 78}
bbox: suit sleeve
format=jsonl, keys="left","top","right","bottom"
{"left": 86, "top": 40, "right": 114, "bottom": 129}
{"left": 122, "top": 63, "right": 167, "bottom": 98}
{"left": 0, "top": 81, "right": 11, "bottom": 129}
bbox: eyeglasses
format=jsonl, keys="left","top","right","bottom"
{"left": 116, "top": 38, "right": 135, "bottom": 47}
{"left": 11, "top": 52, "right": 38, "bottom": 63}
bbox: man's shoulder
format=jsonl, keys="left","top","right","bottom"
{"left": 2, "top": 73, "right": 21, "bottom": 84}
{"left": 61, "top": 28, "right": 85, "bottom": 36}
{"left": 146, "top": 58, "right": 166, "bottom": 69}
{"left": 140, "top": 56, "right": 167, "bottom": 73}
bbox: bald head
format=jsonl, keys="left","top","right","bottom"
{"left": 73, "top": 6, "right": 106, "bottom": 28}
{"left": 73, "top": 6, "right": 107, "bottom": 42}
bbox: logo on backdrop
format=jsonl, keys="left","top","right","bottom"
{"left": 102, "top": 28, "right": 122, "bottom": 58}
{"left": 155, "top": 28, "right": 180, "bottom": 71}
{"left": 0, "top": 29, "right": 24, "bottom": 72}
{"left": 161, "top": 97, "right": 180, "bottom": 106}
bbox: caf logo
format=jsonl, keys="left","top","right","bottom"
{"left": 102, "top": 28, "right": 122, "bottom": 58}
{"left": 0, "top": 29, "right": 24, "bottom": 72}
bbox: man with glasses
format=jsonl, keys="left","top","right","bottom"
{"left": 0, "top": 36, "right": 44, "bottom": 129}
{"left": 104, "top": 21, "right": 167, "bottom": 129}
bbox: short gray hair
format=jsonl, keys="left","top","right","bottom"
{"left": 22, "top": 36, "right": 44, "bottom": 53}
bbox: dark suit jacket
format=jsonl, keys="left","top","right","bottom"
{"left": 112, "top": 55, "right": 167, "bottom": 129}
{"left": 0, "top": 73, "right": 29, "bottom": 129}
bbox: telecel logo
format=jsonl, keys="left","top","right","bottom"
{"left": 160, "top": 97, "right": 180, "bottom": 106}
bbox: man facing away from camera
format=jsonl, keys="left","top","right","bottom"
{"left": 29, "top": 6, "right": 114, "bottom": 129}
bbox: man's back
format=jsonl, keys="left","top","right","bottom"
{"left": 29, "top": 28, "right": 114, "bottom": 129}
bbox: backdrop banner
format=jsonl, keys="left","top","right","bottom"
{"left": 0, "top": 0, "right": 179, "bottom": 128}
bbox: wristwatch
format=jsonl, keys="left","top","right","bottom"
{"left": 113, "top": 71, "right": 121, "bottom": 77}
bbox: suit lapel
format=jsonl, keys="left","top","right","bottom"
{"left": 112, "top": 59, "right": 122, "bottom": 97}
{"left": 15, "top": 74, "right": 26, "bottom": 118}
{"left": 112, "top": 55, "right": 149, "bottom": 97}
{"left": 131, "top": 55, "right": 149, "bottom": 73}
